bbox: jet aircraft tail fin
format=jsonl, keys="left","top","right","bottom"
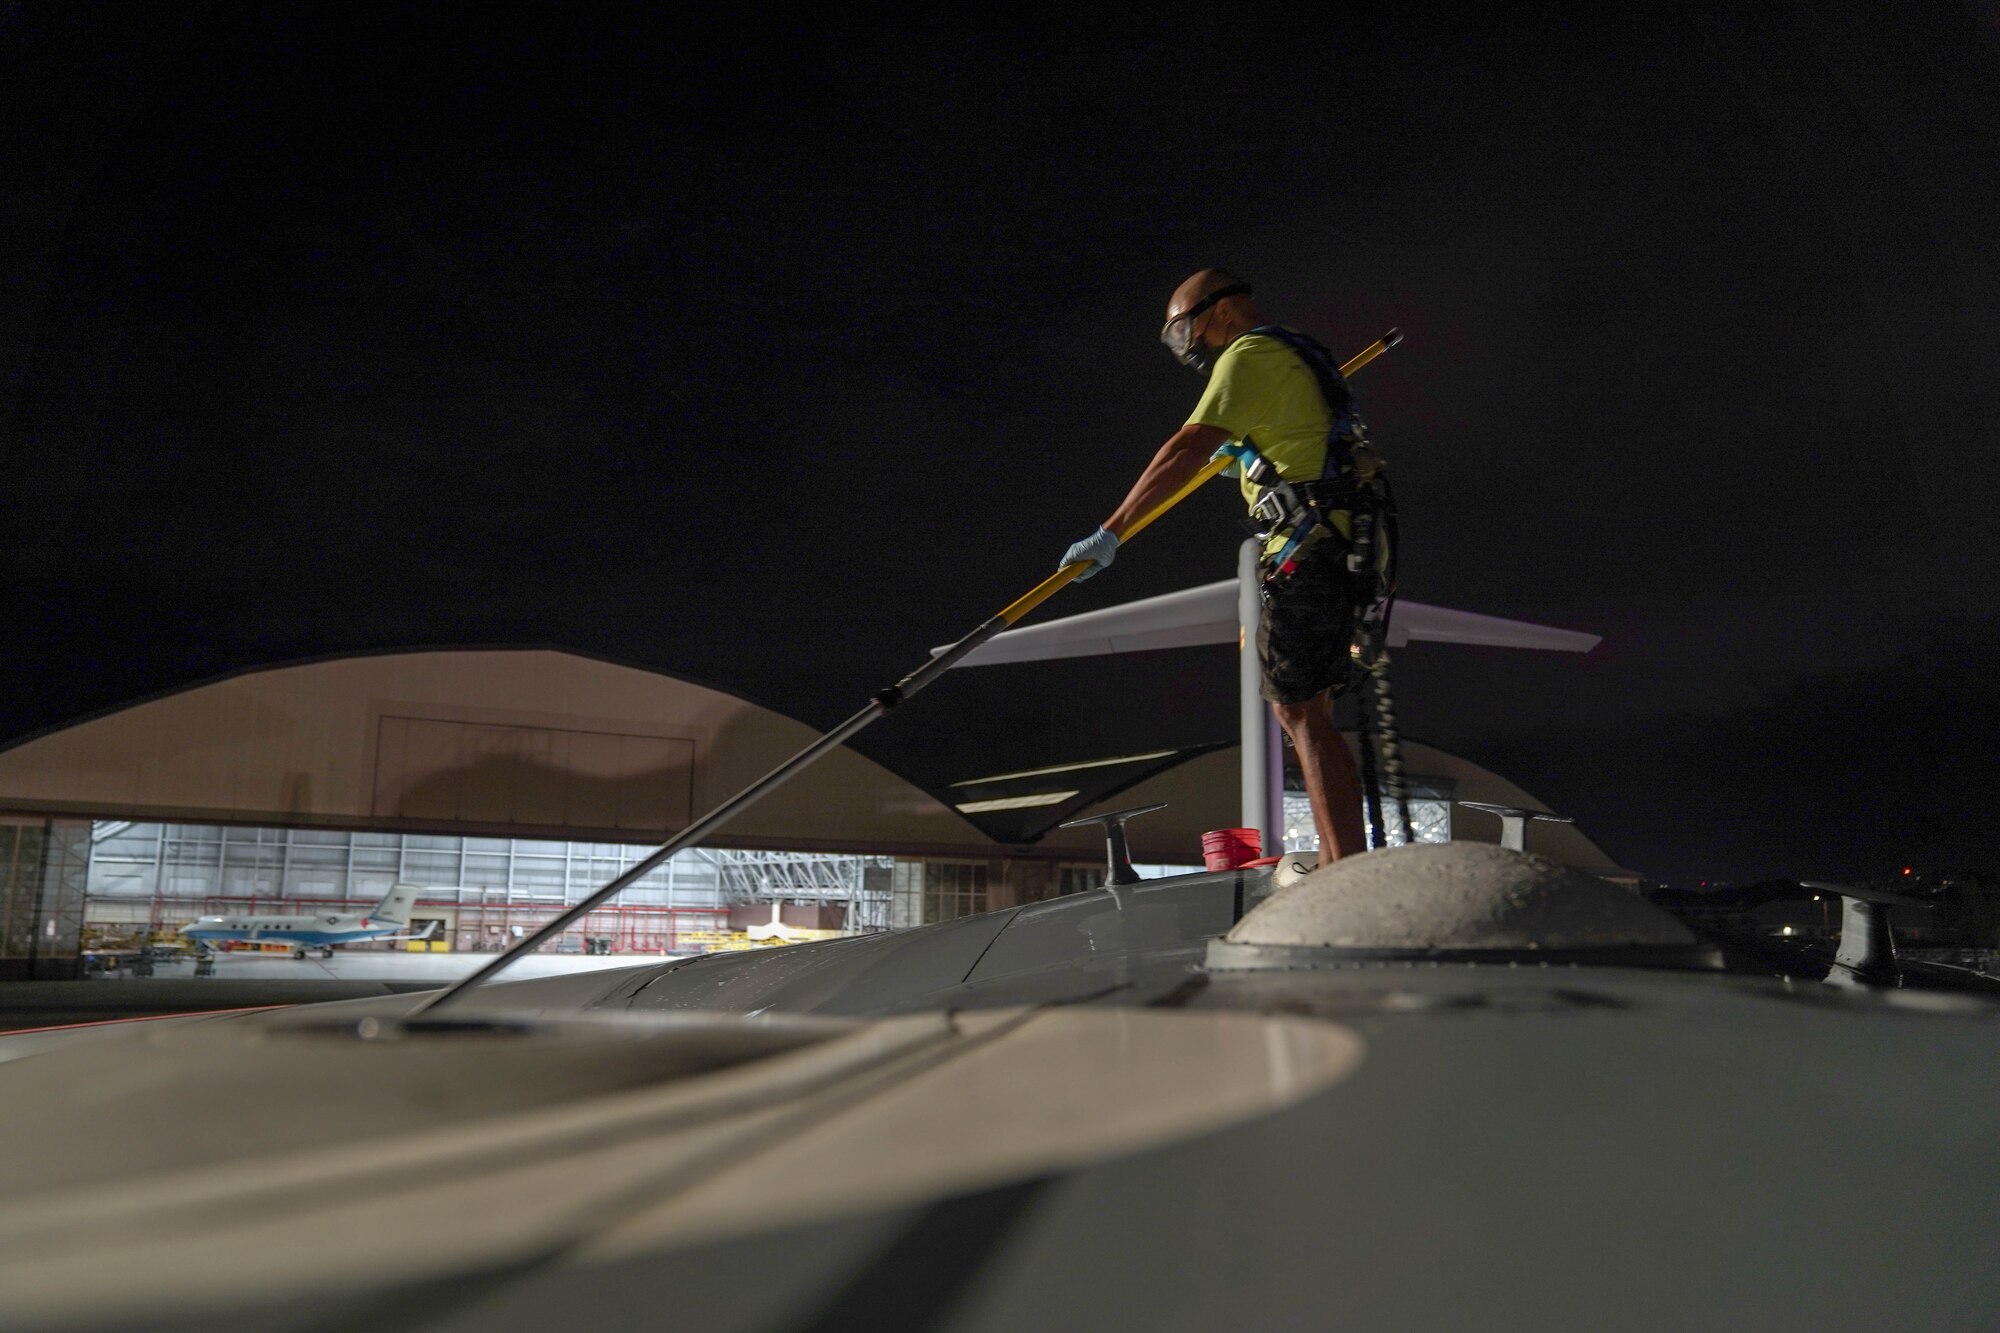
{"left": 373, "top": 882, "right": 422, "bottom": 925}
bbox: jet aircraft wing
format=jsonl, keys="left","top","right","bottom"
{"left": 939, "top": 580, "right": 1600, "bottom": 667}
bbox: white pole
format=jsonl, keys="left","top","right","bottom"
{"left": 1267, "top": 709, "right": 1285, "bottom": 853}
{"left": 1239, "top": 539, "right": 1283, "bottom": 852}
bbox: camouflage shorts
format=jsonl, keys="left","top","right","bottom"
{"left": 1258, "top": 539, "right": 1360, "bottom": 705}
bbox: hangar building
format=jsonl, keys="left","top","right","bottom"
{"left": 0, "top": 649, "right": 1614, "bottom": 978}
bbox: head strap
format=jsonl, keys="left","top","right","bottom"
{"left": 1171, "top": 281, "right": 1252, "bottom": 325}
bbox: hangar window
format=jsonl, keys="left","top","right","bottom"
{"left": 1059, "top": 866, "right": 1105, "bottom": 896}
{"left": 1285, "top": 778, "right": 1455, "bottom": 853}
{"left": 922, "top": 862, "right": 988, "bottom": 924}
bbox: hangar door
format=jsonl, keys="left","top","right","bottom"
{"left": 371, "top": 717, "right": 695, "bottom": 833}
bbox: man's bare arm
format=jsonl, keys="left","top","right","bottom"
{"left": 1103, "top": 423, "right": 1230, "bottom": 535}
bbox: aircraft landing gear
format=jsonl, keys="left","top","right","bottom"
{"left": 194, "top": 948, "right": 215, "bottom": 978}
{"left": 318, "top": 948, "right": 335, "bottom": 960}
{"left": 292, "top": 947, "right": 306, "bottom": 960}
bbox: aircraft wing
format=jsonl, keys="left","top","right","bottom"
{"left": 940, "top": 579, "right": 1600, "bottom": 667}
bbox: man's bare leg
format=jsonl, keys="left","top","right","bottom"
{"left": 1272, "top": 693, "right": 1369, "bottom": 866}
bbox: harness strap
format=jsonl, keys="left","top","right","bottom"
{"left": 1249, "top": 325, "right": 1360, "bottom": 480}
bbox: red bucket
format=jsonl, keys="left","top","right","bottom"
{"left": 1201, "top": 827, "right": 1263, "bottom": 871}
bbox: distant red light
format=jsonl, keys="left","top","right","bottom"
{"left": 1902, "top": 868, "right": 1913, "bottom": 876}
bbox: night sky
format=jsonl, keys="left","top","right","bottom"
{"left": 4, "top": 2, "right": 1997, "bottom": 882}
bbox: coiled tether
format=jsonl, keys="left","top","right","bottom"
{"left": 1367, "top": 653, "right": 1412, "bottom": 845}
{"left": 1353, "top": 619, "right": 1412, "bottom": 849}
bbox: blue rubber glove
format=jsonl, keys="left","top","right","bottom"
{"left": 1060, "top": 526, "right": 1119, "bottom": 580}
{"left": 1211, "top": 441, "right": 1253, "bottom": 480}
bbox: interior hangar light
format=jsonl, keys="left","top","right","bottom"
{"left": 954, "top": 790, "right": 1083, "bottom": 814}
{"left": 950, "top": 752, "right": 1177, "bottom": 788}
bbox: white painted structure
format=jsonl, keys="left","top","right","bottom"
{"left": 951, "top": 543, "right": 1603, "bottom": 855}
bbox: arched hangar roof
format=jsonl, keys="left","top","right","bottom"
{"left": 0, "top": 648, "right": 1613, "bottom": 867}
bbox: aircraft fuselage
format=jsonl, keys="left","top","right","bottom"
{"left": 180, "top": 914, "right": 407, "bottom": 948}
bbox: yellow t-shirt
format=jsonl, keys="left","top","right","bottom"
{"left": 1184, "top": 331, "right": 1339, "bottom": 512}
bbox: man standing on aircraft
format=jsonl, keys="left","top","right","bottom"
{"left": 1059, "top": 270, "right": 1372, "bottom": 863}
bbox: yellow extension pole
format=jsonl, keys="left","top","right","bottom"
{"left": 996, "top": 327, "right": 1403, "bottom": 628}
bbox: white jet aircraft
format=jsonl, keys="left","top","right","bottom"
{"left": 181, "top": 883, "right": 438, "bottom": 959}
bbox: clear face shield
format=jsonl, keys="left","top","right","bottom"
{"left": 1159, "top": 282, "right": 1251, "bottom": 371}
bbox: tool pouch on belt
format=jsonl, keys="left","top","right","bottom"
{"left": 1343, "top": 485, "right": 1388, "bottom": 605}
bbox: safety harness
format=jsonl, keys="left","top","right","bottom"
{"left": 1217, "top": 326, "right": 1413, "bottom": 847}
{"left": 1214, "top": 328, "right": 1384, "bottom": 576}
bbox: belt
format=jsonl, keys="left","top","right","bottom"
{"left": 1253, "top": 477, "right": 1359, "bottom": 534}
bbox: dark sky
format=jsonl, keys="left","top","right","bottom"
{"left": 4, "top": 2, "right": 1997, "bottom": 882}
